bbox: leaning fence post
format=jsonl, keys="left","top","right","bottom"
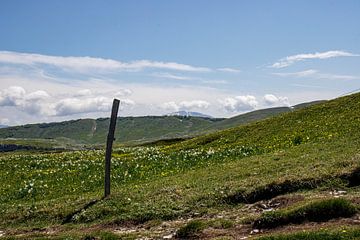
{"left": 104, "top": 99, "right": 120, "bottom": 198}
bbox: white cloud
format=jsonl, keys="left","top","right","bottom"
{"left": 0, "top": 86, "right": 53, "bottom": 115}
{"left": 161, "top": 100, "right": 210, "bottom": 112}
{"left": 161, "top": 101, "right": 180, "bottom": 112}
{"left": 271, "top": 50, "right": 359, "bottom": 68}
{"left": 273, "top": 69, "right": 359, "bottom": 80}
{"left": 217, "top": 67, "right": 241, "bottom": 73}
{"left": 74, "top": 89, "right": 92, "bottom": 97}
{"left": 220, "top": 95, "right": 258, "bottom": 112}
{"left": 201, "top": 79, "right": 228, "bottom": 84}
{"left": 23, "top": 90, "right": 52, "bottom": 115}
{"left": 73, "top": 88, "right": 132, "bottom": 99}
{"left": 0, "top": 118, "right": 10, "bottom": 125}
{"left": 53, "top": 97, "right": 135, "bottom": 116}
{"left": 290, "top": 83, "right": 325, "bottom": 89}
{"left": 152, "top": 72, "right": 229, "bottom": 84}
{"left": 0, "top": 86, "right": 26, "bottom": 106}
{"left": 25, "top": 90, "right": 50, "bottom": 101}
{"left": 317, "top": 73, "right": 359, "bottom": 80}
{"left": 179, "top": 100, "right": 210, "bottom": 109}
{"left": 0, "top": 51, "right": 211, "bottom": 73}
{"left": 273, "top": 69, "right": 318, "bottom": 77}
{"left": 119, "top": 99, "right": 135, "bottom": 108}
{"left": 22, "top": 101, "right": 53, "bottom": 116}
{"left": 0, "top": 86, "right": 135, "bottom": 117}
{"left": 54, "top": 97, "right": 111, "bottom": 116}
{"left": 115, "top": 88, "right": 132, "bottom": 97}
{"left": 151, "top": 72, "right": 196, "bottom": 80}
{"left": 263, "top": 94, "right": 290, "bottom": 107}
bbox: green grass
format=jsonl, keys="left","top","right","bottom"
{"left": 258, "top": 228, "right": 360, "bottom": 240}
{"left": 253, "top": 198, "right": 357, "bottom": 229}
{"left": 0, "top": 93, "right": 359, "bottom": 238}
{"left": 1, "top": 231, "right": 123, "bottom": 240}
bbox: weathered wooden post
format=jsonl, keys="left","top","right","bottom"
{"left": 104, "top": 99, "right": 120, "bottom": 198}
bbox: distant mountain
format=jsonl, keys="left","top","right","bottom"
{"left": 0, "top": 100, "right": 326, "bottom": 146}
{"left": 168, "top": 111, "right": 213, "bottom": 118}
{"left": 0, "top": 125, "right": 8, "bottom": 129}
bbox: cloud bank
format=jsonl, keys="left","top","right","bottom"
{"left": 161, "top": 100, "right": 210, "bottom": 112}
{"left": 219, "top": 95, "right": 258, "bottom": 112}
{"left": 219, "top": 94, "right": 290, "bottom": 113}
{"left": 0, "top": 86, "right": 135, "bottom": 117}
{"left": 263, "top": 94, "right": 290, "bottom": 106}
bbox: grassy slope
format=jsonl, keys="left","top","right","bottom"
{"left": 0, "top": 95, "right": 358, "bottom": 238}
{"left": 203, "top": 106, "right": 292, "bottom": 132}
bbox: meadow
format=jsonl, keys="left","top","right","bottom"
{"left": 0, "top": 93, "right": 359, "bottom": 239}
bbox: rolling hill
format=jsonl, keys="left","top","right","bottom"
{"left": 0, "top": 116, "right": 222, "bottom": 146}
{"left": 0, "top": 100, "right": 325, "bottom": 147}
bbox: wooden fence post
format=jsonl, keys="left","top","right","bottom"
{"left": 104, "top": 99, "right": 120, "bottom": 198}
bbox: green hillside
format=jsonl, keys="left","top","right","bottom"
{"left": 0, "top": 100, "right": 324, "bottom": 147}
{"left": 0, "top": 116, "right": 221, "bottom": 145}
{"left": 205, "top": 100, "right": 327, "bottom": 132}
{"left": 0, "top": 93, "right": 358, "bottom": 239}
{"left": 204, "top": 106, "right": 291, "bottom": 131}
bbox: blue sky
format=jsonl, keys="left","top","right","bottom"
{"left": 0, "top": 0, "right": 359, "bottom": 125}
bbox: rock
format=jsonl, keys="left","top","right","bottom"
{"left": 330, "top": 190, "right": 347, "bottom": 196}
{"left": 263, "top": 208, "right": 274, "bottom": 212}
{"left": 114, "top": 228, "right": 136, "bottom": 234}
{"left": 163, "top": 233, "right": 174, "bottom": 239}
{"left": 260, "top": 204, "right": 268, "bottom": 209}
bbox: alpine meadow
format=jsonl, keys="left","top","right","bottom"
{"left": 1, "top": 1, "right": 360, "bottom": 239}
{"left": 0, "top": 93, "right": 359, "bottom": 239}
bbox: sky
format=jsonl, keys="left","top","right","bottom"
{"left": 0, "top": 0, "right": 359, "bottom": 126}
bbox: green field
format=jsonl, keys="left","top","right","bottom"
{"left": 0, "top": 94, "right": 359, "bottom": 239}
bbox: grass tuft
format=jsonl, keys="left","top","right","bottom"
{"left": 176, "top": 220, "right": 206, "bottom": 238}
{"left": 254, "top": 198, "right": 357, "bottom": 229}
{"left": 209, "top": 219, "right": 234, "bottom": 229}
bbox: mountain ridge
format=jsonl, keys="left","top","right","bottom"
{"left": 0, "top": 100, "right": 326, "bottom": 146}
